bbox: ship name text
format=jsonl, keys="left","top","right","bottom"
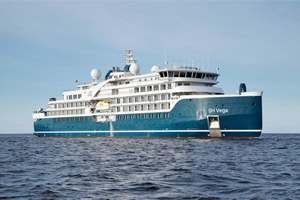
{"left": 208, "top": 108, "right": 229, "bottom": 114}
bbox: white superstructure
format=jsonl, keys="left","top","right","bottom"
{"left": 33, "top": 49, "right": 224, "bottom": 123}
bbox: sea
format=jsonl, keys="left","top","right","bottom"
{"left": 0, "top": 133, "right": 299, "bottom": 200}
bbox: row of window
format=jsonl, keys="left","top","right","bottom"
{"left": 66, "top": 94, "right": 82, "bottom": 100}
{"left": 54, "top": 102, "right": 87, "bottom": 109}
{"left": 134, "top": 84, "right": 171, "bottom": 93}
{"left": 48, "top": 109, "right": 85, "bottom": 116}
{"left": 159, "top": 71, "right": 218, "bottom": 81}
{"left": 116, "top": 103, "right": 170, "bottom": 112}
{"left": 116, "top": 94, "right": 171, "bottom": 104}
{"left": 117, "top": 113, "right": 169, "bottom": 120}
{"left": 53, "top": 112, "right": 170, "bottom": 123}
{"left": 54, "top": 116, "right": 89, "bottom": 123}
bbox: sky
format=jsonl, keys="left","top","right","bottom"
{"left": 0, "top": 0, "right": 299, "bottom": 134}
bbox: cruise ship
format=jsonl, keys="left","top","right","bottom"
{"left": 33, "top": 49, "right": 263, "bottom": 138}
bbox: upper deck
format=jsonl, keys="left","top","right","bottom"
{"left": 33, "top": 49, "right": 225, "bottom": 119}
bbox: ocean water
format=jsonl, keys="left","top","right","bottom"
{"left": 0, "top": 134, "right": 299, "bottom": 200}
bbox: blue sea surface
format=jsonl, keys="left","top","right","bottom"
{"left": 0, "top": 133, "right": 299, "bottom": 199}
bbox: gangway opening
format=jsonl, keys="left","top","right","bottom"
{"left": 207, "top": 115, "right": 222, "bottom": 138}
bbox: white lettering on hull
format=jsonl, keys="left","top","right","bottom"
{"left": 208, "top": 108, "right": 229, "bottom": 114}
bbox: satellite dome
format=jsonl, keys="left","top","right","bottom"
{"left": 129, "top": 62, "right": 140, "bottom": 75}
{"left": 91, "top": 69, "right": 101, "bottom": 80}
{"left": 151, "top": 65, "right": 160, "bottom": 73}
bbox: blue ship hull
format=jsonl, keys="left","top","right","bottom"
{"left": 33, "top": 95, "right": 262, "bottom": 138}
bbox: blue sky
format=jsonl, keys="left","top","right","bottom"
{"left": 0, "top": 1, "right": 299, "bottom": 133}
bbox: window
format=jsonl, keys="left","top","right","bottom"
{"left": 154, "top": 85, "right": 159, "bottom": 91}
{"left": 73, "top": 95, "right": 77, "bottom": 99}
{"left": 148, "top": 96, "right": 152, "bottom": 101}
{"left": 69, "top": 95, "right": 72, "bottom": 100}
{"left": 78, "top": 94, "right": 82, "bottom": 99}
{"left": 123, "top": 98, "right": 126, "bottom": 103}
{"left": 141, "top": 86, "right": 145, "bottom": 92}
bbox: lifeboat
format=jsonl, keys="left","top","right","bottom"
{"left": 95, "top": 100, "right": 111, "bottom": 110}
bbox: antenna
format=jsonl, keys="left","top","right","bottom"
{"left": 184, "top": 50, "right": 186, "bottom": 66}
{"left": 164, "top": 38, "right": 167, "bottom": 68}
{"left": 207, "top": 42, "right": 210, "bottom": 72}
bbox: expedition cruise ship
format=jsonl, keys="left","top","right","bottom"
{"left": 33, "top": 49, "right": 263, "bottom": 138}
